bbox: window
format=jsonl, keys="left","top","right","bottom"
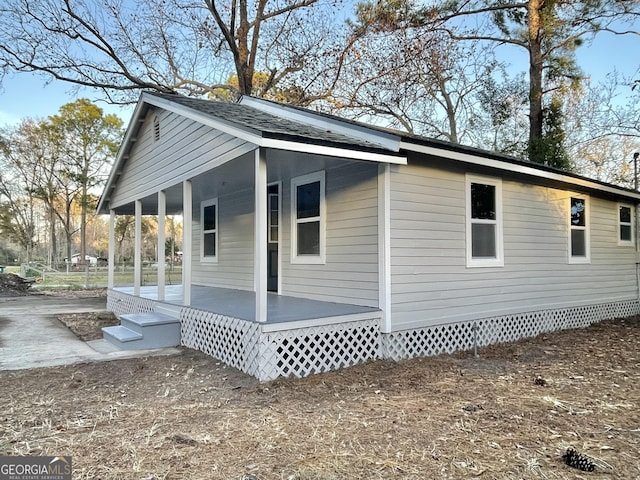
{"left": 291, "top": 171, "right": 325, "bottom": 264}
{"left": 268, "top": 191, "right": 279, "bottom": 243}
{"left": 569, "top": 195, "right": 590, "bottom": 263}
{"left": 200, "top": 198, "right": 218, "bottom": 262}
{"left": 618, "top": 204, "right": 634, "bottom": 246}
{"left": 466, "top": 175, "right": 503, "bottom": 267}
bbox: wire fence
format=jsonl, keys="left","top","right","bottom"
{"left": 14, "top": 263, "right": 182, "bottom": 290}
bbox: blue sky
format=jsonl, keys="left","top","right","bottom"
{"left": 0, "top": 27, "right": 638, "bottom": 129}
{"left": 0, "top": 73, "right": 134, "bottom": 126}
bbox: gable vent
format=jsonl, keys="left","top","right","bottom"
{"left": 153, "top": 115, "right": 160, "bottom": 142}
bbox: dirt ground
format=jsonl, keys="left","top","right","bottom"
{"left": 1, "top": 291, "right": 639, "bottom": 479}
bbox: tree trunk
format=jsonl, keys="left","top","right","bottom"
{"left": 528, "top": 0, "right": 544, "bottom": 161}
{"left": 440, "top": 79, "right": 458, "bottom": 143}
{"left": 49, "top": 205, "right": 57, "bottom": 267}
{"left": 236, "top": 0, "right": 252, "bottom": 95}
{"left": 80, "top": 184, "right": 87, "bottom": 265}
{"left": 65, "top": 201, "right": 73, "bottom": 268}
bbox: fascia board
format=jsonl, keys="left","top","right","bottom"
{"left": 97, "top": 96, "right": 149, "bottom": 214}
{"left": 403, "top": 141, "right": 640, "bottom": 202}
{"left": 262, "top": 137, "right": 407, "bottom": 164}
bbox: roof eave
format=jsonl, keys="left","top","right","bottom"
{"left": 97, "top": 95, "right": 151, "bottom": 214}
{"left": 401, "top": 140, "right": 640, "bottom": 202}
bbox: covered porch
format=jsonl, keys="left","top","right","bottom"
{"left": 112, "top": 284, "right": 380, "bottom": 326}
{"left": 107, "top": 285, "right": 382, "bottom": 381}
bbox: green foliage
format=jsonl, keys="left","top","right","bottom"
{"left": 529, "top": 97, "right": 571, "bottom": 170}
{"left": 48, "top": 99, "right": 123, "bottom": 204}
{"left": 0, "top": 100, "right": 123, "bottom": 263}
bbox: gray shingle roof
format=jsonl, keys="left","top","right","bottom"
{"left": 147, "top": 92, "right": 389, "bottom": 152}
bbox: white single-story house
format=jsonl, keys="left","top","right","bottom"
{"left": 98, "top": 92, "right": 640, "bottom": 381}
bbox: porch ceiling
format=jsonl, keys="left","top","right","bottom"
{"left": 111, "top": 183, "right": 185, "bottom": 215}
{"left": 110, "top": 154, "right": 255, "bottom": 215}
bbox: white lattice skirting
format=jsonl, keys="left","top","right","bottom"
{"left": 106, "top": 291, "right": 638, "bottom": 381}
{"left": 256, "top": 319, "right": 380, "bottom": 381}
{"left": 181, "top": 310, "right": 381, "bottom": 381}
{"left": 181, "top": 309, "right": 261, "bottom": 376}
{"left": 107, "top": 289, "right": 158, "bottom": 318}
{"left": 383, "top": 300, "right": 639, "bottom": 361}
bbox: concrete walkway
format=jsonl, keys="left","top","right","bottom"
{"left": 0, "top": 294, "right": 180, "bottom": 371}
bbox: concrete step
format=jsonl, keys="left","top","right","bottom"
{"left": 102, "top": 325, "right": 143, "bottom": 350}
{"left": 120, "top": 312, "right": 179, "bottom": 332}
{"left": 103, "top": 311, "right": 181, "bottom": 350}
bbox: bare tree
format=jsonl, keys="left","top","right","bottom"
{"left": 0, "top": 121, "right": 46, "bottom": 263}
{"left": 49, "top": 99, "right": 123, "bottom": 265}
{"left": 328, "top": 21, "right": 528, "bottom": 152}
{"left": 354, "top": 0, "right": 640, "bottom": 165}
{"left": 563, "top": 75, "right": 640, "bottom": 185}
{"left": 0, "top": 0, "right": 351, "bottom": 104}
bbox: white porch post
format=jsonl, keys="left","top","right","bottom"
{"left": 182, "top": 180, "right": 193, "bottom": 306}
{"left": 254, "top": 148, "right": 268, "bottom": 322}
{"left": 134, "top": 199, "right": 142, "bottom": 296}
{"left": 108, "top": 209, "right": 115, "bottom": 290}
{"left": 157, "top": 190, "right": 166, "bottom": 302}
{"left": 378, "top": 163, "right": 392, "bottom": 333}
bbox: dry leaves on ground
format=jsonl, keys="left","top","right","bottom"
{"left": 1, "top": 311, "right": 639, "bottom": 479}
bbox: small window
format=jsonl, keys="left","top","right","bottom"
{"left": 466, "top": 175, "right": 503, "bottom": 267}
{"left": 291, "top": 171, "right": 325, "bottom": 264}
{"left": 153, "top": 116, "right": 160, "bottom": 142}
{"left": 569, "top": 195, "right": 590, "bottom": 263}
{"left": 268, "top": 191, "right": 279, "bottom": 243}
{"left": 201, "top": 198, "right": 218, "bottom": 262}
{"left": 618, "top": 204, "right": 633, "bottom": 246}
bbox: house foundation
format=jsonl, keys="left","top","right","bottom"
{"left": 107, "top": 289, "right": 638, "bottom": 382}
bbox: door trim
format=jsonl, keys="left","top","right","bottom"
{"left": 267, "top": 181, "right": 282, "bottom": 294}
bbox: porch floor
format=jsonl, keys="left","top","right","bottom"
{"left": 113, "top": 285, "right": 380, "bottom": 323}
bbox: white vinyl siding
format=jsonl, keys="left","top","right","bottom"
{"left": 109, "top": 110, "right": 254, "bottom": 209}
{"left": 389, "top": 162, "right": 638, "bottom": 331}
{"left": 192, "top": 185, "right": 254, "bottom": 290}
{"left": 278, "top": 158, "right": 379, "bottom": 307}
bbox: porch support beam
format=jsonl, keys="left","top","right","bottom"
{"left": 183, "top": 180, "right": 193, "bottom": 306}
{"left": 378, "top": 164, "right": 392, "bottom": 333}
{"left": 157, "top": 190, "right": 166, "bottom": 302}
{"left": 134, "top": 199, "right": 142, "bottom": 296}
{"left": 108, "top": 209, "right": 115, "bottom": 290}
{"left": 254, "top": 148, "right": 268, "bottom": 322}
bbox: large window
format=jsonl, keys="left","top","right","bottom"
{"left": 569, "top": 195, "right": 590, "bottom": 263}
{"left": 291, "top": 171, "right": 325, "bottom": 264}
{"left": 200, "top": 198, "right": 218, "bottom": 262}
{"left": 466, "top": 175, "right": 503, "bottom": 267}
{"left": 618, "top": 204, "right": 634, "bottom": 246}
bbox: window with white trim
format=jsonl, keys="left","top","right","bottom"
{"left": 569, "top": 195, "right": 590, "bottom": 263}
{"left": 291, "top": 171, "right": 325, "bottom": 264}
{"left": 268, "top": 191, "right": 279, "bottom": 243}
{"left": 618, "top": 204, "right": 634, "bottom": 246}
{"left": 466, "top": 175, "right": 503, "bottom": 267}
{"left": 200, "top": 198, "right": 218, "bottom": 262}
